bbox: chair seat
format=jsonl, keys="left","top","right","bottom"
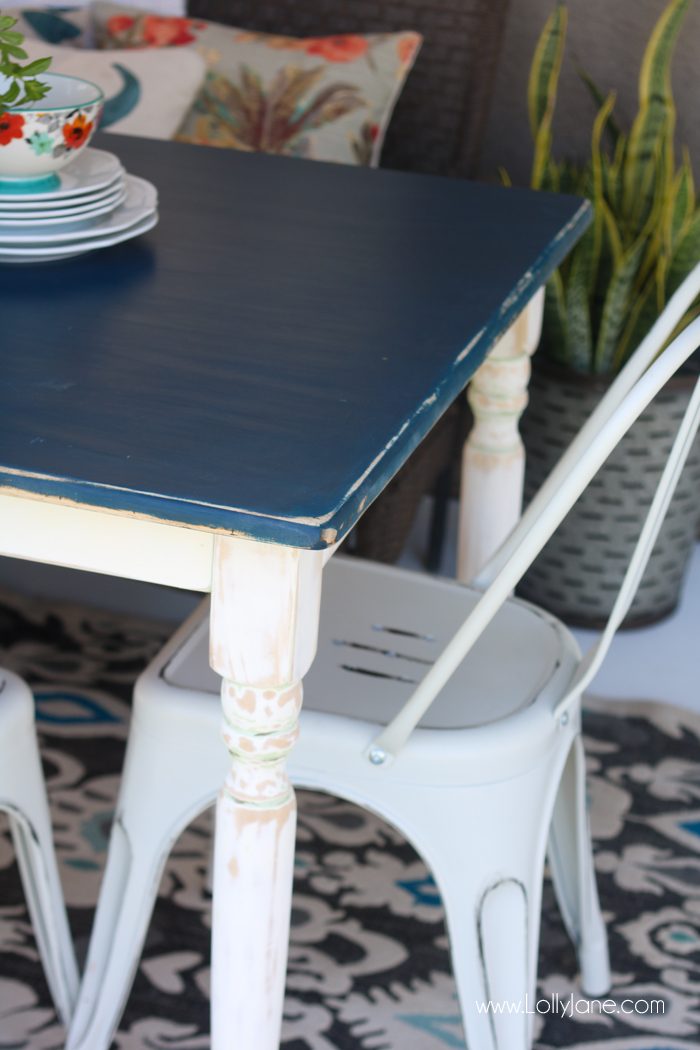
{"left": 165, "top": 556, "right": 577, "bottom": 731}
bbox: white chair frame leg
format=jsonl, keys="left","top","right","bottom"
{"left": 547, "top": 733, "right": 610, "bottom": 997}
{"left": 64, "top": 694, "right": 220, "bottom": 1047}
{"left": 0, "top": 668, "right": 80, "bottom": 1026}
{"left": 426, "top": 768, "right": 559, "bottom": 1050}
{"left": 64, "top": 677, "right": 225, "bottom": 1049}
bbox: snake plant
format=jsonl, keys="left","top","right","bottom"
{"left": 528, "top": 0, "right": 699, "bottom": 374}
{"left": 0, "top": 13, "right": 51, "bottom": 110}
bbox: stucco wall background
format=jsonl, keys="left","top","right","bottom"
{"left": 478, "top": 0, "right": 700, "bottom": 185}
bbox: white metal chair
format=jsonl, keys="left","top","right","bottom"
{"left": 0, "top": 666, "right": 80, "bottom": 1025}
{"left": 66, "top": 267, "right": 700, "bottom": 1050}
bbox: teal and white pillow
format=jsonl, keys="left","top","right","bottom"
{"left": 22, "top": 39, "right": 207, "bottom": 139}
{"left": 4, "top": 6, "right": 92, "bottom": 47}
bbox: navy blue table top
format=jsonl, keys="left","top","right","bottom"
{"left": 2, "top": 136, "right": 590, "bottom": 549}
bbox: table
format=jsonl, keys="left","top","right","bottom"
{"left": 0, "top": 135, "right": 589, "bottom": 1048}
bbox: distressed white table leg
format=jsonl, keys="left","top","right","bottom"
{"left": 209, "top": 536, "right": 324, "bottom": 1050}
{"left": 457, "top": 289, "right": 545, "bottom": 583}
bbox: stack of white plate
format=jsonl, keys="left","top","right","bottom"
{"left": 0, "top": 148, "right": 158, "bottom": 263}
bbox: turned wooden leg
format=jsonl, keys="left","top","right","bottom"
{"left": 457, "top": 289, "right": 545, "bottom": 583}
{"left": 209, "top": 536, "right": 324, "bottom": 1050}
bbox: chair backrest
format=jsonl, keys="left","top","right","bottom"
{"left": 368, "top": 264, "right": 700, "bottom": 763}
{"left": 186, "top": 0, "right": 510, "bottom": 178}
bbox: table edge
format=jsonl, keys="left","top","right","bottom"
{"left": 0, "top": 197, "right": 592, "bottom": 550}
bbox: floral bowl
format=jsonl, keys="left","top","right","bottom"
{"left": 0, "top": 73, "right": 103, "bottom": 189}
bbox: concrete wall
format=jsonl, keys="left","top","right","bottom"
{"left": 478, "top": 0, "right": 700, "bottom": 186}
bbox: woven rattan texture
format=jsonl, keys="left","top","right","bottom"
{"left": 519, "top": 367, "right": 700, "bottom": 628}
{"left": 186, "top": 0, "right": 509, "bottom": 176}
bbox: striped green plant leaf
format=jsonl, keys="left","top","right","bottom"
{"left": 656, "top": 251, "right": 669, "bottom": 314}
{"left": 588, "top": 92, "right": 616, "bottom": 293}
{"left": 632, "top": 132, "right": 676, "bottom": 295}
{"left": 532, "top": 127, "right": 553, "bottom": 191}
{"left": 592, "top": 93, "right": 616, "bottom": 195}
{"left": 557, "top": 158, "right": 587, "bottom": 195}
{"left": 666, "top": 210, "right": 700, "bottom": 300}
{"left": 597, "top": 131, "right": 627, "bottom": 220}
{"left": 539, "top": 153, "right": 560, "bottom": 193}
{"left": 589, "top": 199, "right": 622, "bottom": 343}
{"left": 670, "top": 152, "right": 695, "bottom": 243}
{"left": 613, "top": 275, "right": 659, "bottom": 369}
{"left": 541, "top": 271, "right": 569, "bottom": 365}
{"left": 599, "top": 154, "right": 619, "bottom": 216}
{"left": 622, "top": 0, "right": 689, "bottom": 228}
{"left": 617, "top": 269, "right": 699, "bottom": 372}
{"left": 682, "top": 146, "right": 695, "bottom": 199}
{"left": 577, "top": 66, "right": 623, "bottom": 147}
{"left": 528, "top": 4, "right": 567, "bottom": 135}
{"left": 609, "top": 133, "right": 628, "bottom": 211}
{"left": 528, "top": 4, "right": 567, "bottom": 189}
{"left": 667, "top": 301, "right": 700, "bottom": 344}
{"left": 633, "top": 145, "right": 679, "bottom": 296}
{"left": 564, "top": 230, "right": 594, "bottom": 371}
{"left": 594, "top": 235, "right": 646, "bottom": 373}
{"left": 653, "top": 136, "right": 681, "bottom": 311}
{"left": 628, "top": 117, "right": 670, "bottom": 238}
{"left": 600, "top": 199, "right": 623, "bottom": 267}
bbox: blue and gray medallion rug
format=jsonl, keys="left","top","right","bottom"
{"left": 0, "top": 588, "right": 698, "bottom": 1049}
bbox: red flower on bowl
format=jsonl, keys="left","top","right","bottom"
{"left": 0, "top": 112, "right": 25, "bottom": 146}
{"left": 305, "top": 35, "right": 369, "bottom": 62}
{"left": 62, "top": 113, "right": 94, "bottom": 149}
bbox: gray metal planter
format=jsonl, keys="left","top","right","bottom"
{"left": 518, "top": 360, "right": 700, "bottom": 628}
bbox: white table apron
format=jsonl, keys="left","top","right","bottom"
{"left": 0, "top": 293, "right": 543, "bottom": 1049}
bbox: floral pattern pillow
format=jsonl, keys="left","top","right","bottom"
{"left": 92, "top": 2, "right": 421, "bottom": 165}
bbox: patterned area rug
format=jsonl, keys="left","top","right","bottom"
{"left": 0, "top": 587, "right": 699, "bottom": 1050}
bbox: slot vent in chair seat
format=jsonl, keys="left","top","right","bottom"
{"left": 339, "top": 665, "right": 418, "bottom": 685}
{"left": 371, "top": 625, "right": 437, "bottom": 641}
{"left": 332, "top": 639, "right": 434, "bottom": 666}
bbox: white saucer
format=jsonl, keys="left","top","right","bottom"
{"left": 0, "top": 173, "right": 125, "bottom": 215}
{"left": 0, "top": 176, "right": 156, "bottom": 246}
{"left": 0, "top": 211, "right": 158, "bottom": 262}
{"left": 0, "top": 149, "right": 123, "bottom": 203}
{"left": 0, "top": 185, "right": 126, "bottom": 225}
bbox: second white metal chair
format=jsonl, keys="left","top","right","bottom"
{"left": 67, "top": 268, "right": 700, "bottom": 1050}
{"left": 0, "top": 665, "right": 80, "bottom": 1026}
